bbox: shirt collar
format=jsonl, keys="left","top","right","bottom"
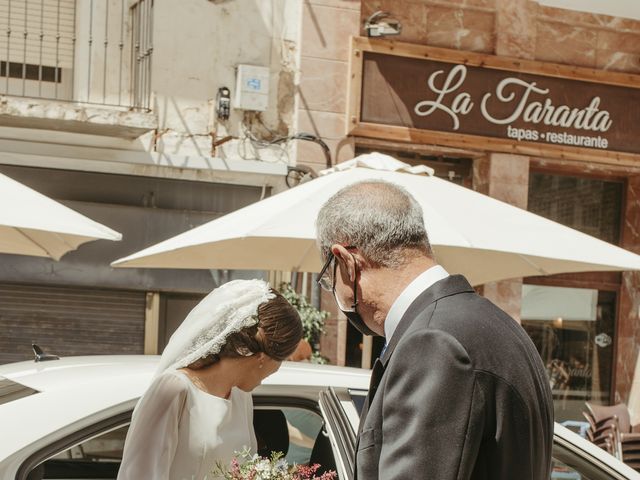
{"left": 383, "top": 265, "right": 449, "bottom": 340}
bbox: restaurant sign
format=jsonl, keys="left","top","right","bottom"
{"left": 349, "top": 38, "right": 640, "bottom": 162}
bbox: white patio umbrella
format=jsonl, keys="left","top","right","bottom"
{"left": 111, "top": 153, "right": 640, "bottom": 286}
{"left": 0, "top": 173, "right": 122, "bottom": 260}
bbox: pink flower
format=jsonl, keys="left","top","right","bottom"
{"left": 213, "top": 450, "right": 337, "bottom": 480}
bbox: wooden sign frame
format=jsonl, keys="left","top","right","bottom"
{"left": 347, "top": 36, "right": 640, "bottom": 167}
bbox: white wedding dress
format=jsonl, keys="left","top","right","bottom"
{"left": 117, "top": 369, "right": 257, "bottom": 480}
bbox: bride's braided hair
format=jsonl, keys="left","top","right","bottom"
{"left": 188, "top": 289, "right": 302, "bottom": 369}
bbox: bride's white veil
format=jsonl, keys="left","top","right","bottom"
{"left": 154, "top": 279, "right": 275, "bottom": 376}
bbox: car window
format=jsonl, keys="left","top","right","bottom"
{"left": 552, "top": 458, "right": 592, "bottom": 480}
{"left": 282, "top": 407, "right": 324, "bottom": 465}
{"left": 253, "top": 405, "right": 336, "bottom": 475}
{"left": 26, "top": 425, "right": 127, "bottom": 480}
{"left": 552, "top": 442, "right": 617, "bottom": 480}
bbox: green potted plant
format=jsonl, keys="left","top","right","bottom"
{"left": 280, "top": 283, "right": 330, "bottom": 364}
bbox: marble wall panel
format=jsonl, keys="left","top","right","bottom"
{"left": 596, "top": 51, "right": 640, "bottom": 74}
{"left": 534, "top": 3, "right": 640, "bottom": 75}
{"left": 425, "top": 5, "right": 495, "bottom": 52}
{"left": 536, "top": 6, "right": 605, "bottom": 29}
{"left": 301, "top": 3, "right": 361, "bottom": 62}
{"left": 298, "top": 57, "right": 349, "bottom": 114}
{"left": 536, "top": 5, "right": 640, "bottom": 33}
{"left": 495, "top": 0, "right": 536, "bottom": 58}
{"left": 597, "top": 31, "right": 640, "bottom": 55}
{"left": 296, "top": 136, "right": 355, "bottom": 172}
{"left": 595, "top": 30, "right": 640, "bottom": 73}
{"left": 535, "top": 21, "right": 597, "bottom": 68}
{"left": 298, "top": 109, "right": 347, "bottom": 140}
{"left": 485, "top": 153, "right": 530, "bottom": 208}
{"left": 592, "top": 15, "right": 640, "bottom": 32}
{"left": 360, "top": 1, "right": 495, "bottom": 51}
{"left": 472, "top": 156, "right": 491, "bottom": 196}
{"left": 473, "top": 154, "right": 530, "bottom": 321}
{"left": 297, "top": 107, "right": 355, "bottom": 169}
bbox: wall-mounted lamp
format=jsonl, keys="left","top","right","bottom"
{"left": 364, "top": 11, "right": 402, "bottom": 37}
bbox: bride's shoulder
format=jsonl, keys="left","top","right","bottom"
{"left": 146, "top": 370, "right": 191, "bottom": 397}
{"left": 132, "top": 370, "right": 190, "bottom": 420}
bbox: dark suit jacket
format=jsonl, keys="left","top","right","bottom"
{"left": 355, "top": 275, "right": 554, "bottom": 480}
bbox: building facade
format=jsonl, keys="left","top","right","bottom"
{"left": 1, "top": 0, "right": 639, "bottom": 423}
{"left": 292, "top": 0, "right": 640, "bottom": 422}
{"left": 0, "top": 0, "right": 310, "bottom": 363}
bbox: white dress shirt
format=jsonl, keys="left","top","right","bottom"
{"left": 383, "top": 265, "right": 449, "bottom": 341}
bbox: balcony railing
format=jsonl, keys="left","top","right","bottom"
{"left": 0, "top": 0, "right": 153, "bottom": 111}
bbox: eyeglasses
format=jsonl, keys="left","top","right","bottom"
{"left": 317, "top": 246, "right": 356, "bottom": 292}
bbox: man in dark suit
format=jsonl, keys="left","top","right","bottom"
{"left": 315, "top": 180, "right": 554, "bottom": 480}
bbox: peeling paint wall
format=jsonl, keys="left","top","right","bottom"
{"left": 0, "top": 0, "right": 303, "bottom": 178}
{"left": 152, "top": 0, "right": 302, "bottom": 165}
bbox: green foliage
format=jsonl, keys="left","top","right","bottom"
{"left": 310, "top": 351, "right": 329, "bottom": 365}
{"left": 280, "top": 282, "right": 330, "bottom": 363}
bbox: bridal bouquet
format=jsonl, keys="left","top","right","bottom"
{"left": 213, "top": 448, "right": 337, "bottom": 480}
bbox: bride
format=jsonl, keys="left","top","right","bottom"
{"left": 117, "top": 279, "right": 303, "bottom": 480}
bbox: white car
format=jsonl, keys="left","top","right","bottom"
{"left": 0, "top": 355, "right": 638, "bottom": 480}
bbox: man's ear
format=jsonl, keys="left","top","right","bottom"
{"left": 331, "top": 244, "right": 357, "bottom": 282}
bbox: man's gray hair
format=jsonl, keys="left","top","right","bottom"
{"left": 316, "top": 180, "right": 432, "bottom": 268}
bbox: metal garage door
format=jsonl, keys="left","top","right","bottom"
{"left": 0, "top": 283, "right": 145, "bottom": 364}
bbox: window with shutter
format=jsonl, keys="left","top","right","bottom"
{"left": 0, "top": 0, "right": 75, "bottom": 70}
{"left": 0, "top": 0, "right": 75, "bottom": 99}
{"left": 0, "top": 1, "right": 152, "bottom": 109}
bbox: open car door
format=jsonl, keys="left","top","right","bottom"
{"left": 319, "top": 387, "right": 367, "bottom": 480}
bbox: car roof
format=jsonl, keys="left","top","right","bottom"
{"left": 0, "top": 355, "right": 370, "bottom": 461}
{"left": 0, "top": 355, "right": 371, "bottom": 392}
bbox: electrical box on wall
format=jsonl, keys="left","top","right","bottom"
{"left": 235, "top": 64, "right": 270, "bottom": 111}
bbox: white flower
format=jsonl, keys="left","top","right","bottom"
{"left": 274, "top": 458, "right": 288, "bottom": 473}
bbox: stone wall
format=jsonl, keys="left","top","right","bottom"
{"left": 359, "top": 0, "right": 640, "bottom": 72}
{"left": 295, "top": 0, "right": 361, "bottom": 174}
{"left": 153, "top": 0, "right": 302, "bottom": 162}
{"left": 294, "top": 0, "right": 640, "bottom": 173}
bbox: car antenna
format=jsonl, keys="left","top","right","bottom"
{"left": 32, "top": 344, "right": 60, "bottom": 362}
